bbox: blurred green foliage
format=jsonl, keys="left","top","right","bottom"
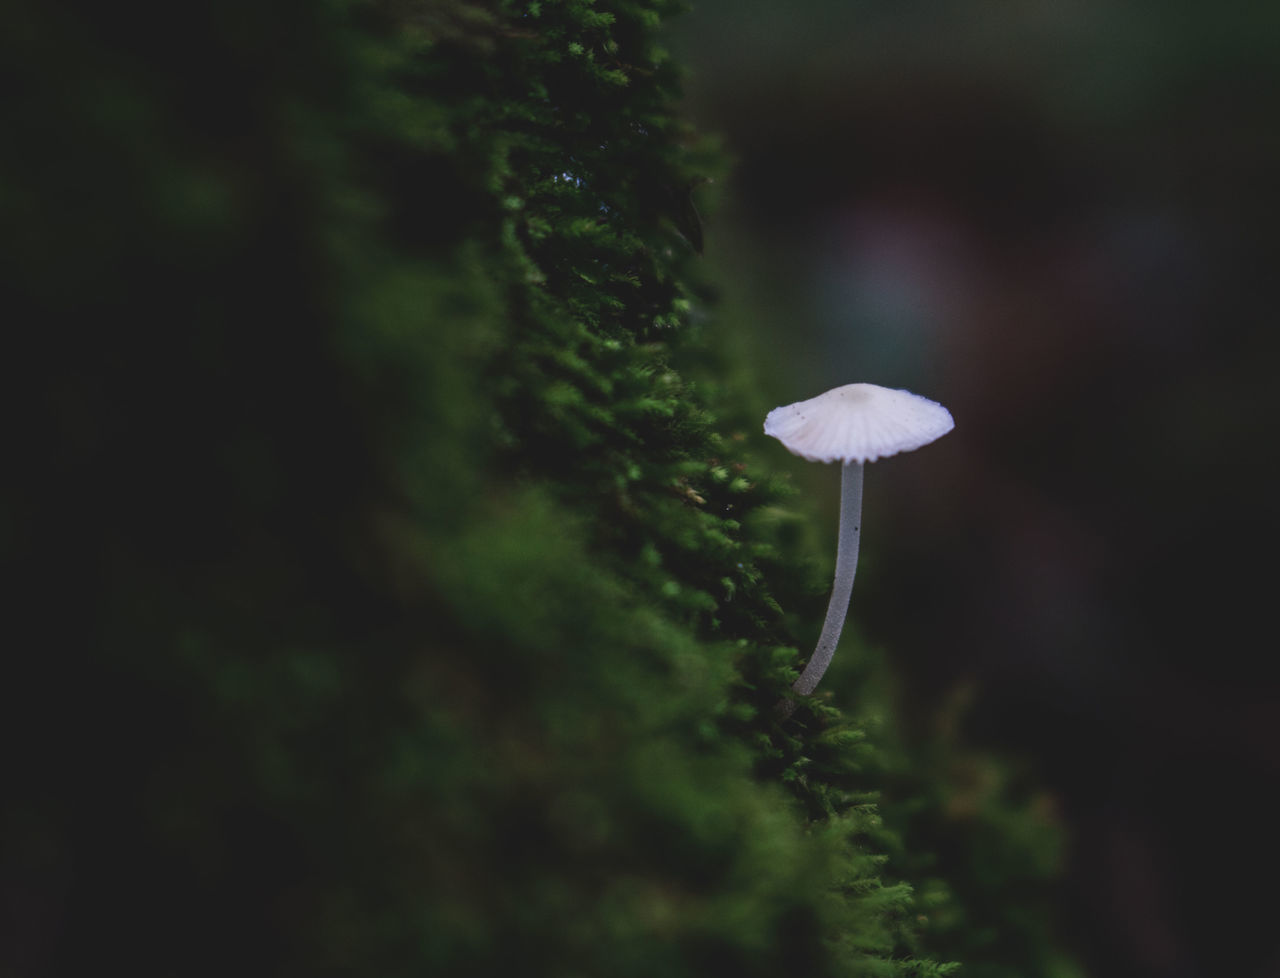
{"left": 4, "top": 1, "right": 1074, "bottom": 976}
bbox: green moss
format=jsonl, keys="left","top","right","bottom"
{"left": 4, "top": 0, "right": 1076, "bottom": 975}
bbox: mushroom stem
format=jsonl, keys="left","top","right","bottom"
{"left": 780, "top": 461, "right": 864, "bottom": 715}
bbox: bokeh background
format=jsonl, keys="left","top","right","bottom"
{"left": 672, "top": 3, "right": 1280, "bottom": 977}
{"left": 7, "top": 1, "right": 1277, "bottom": 974}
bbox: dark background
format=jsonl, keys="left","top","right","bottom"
{"left": 673, "top": 3, "right": 1280, "bottom": 977}
{"left": 5, "top": 1, "right": 1276, "bottom": 974}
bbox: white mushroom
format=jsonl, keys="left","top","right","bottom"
{"left": 764, "top": 383, "right": 953, "bottom": 715}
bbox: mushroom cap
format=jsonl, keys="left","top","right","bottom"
{"left": 763, "top": 383, "right": 954, "bottom": 463}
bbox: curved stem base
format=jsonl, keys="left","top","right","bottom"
{"left": 776, "top": 461, "right": 864, "bottom": 718}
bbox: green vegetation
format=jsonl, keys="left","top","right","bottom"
{"left": 4, "top": 1, "right": 1074, "bottom": 975}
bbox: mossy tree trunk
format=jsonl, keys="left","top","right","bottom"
{"left": 2, "top": 3, "right": 1069, "bottom": 977}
